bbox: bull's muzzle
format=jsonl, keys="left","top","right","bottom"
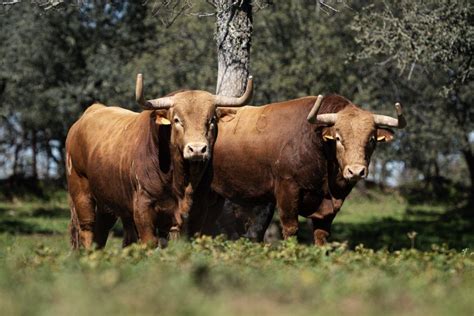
{"left": 343, "top": 164, "right": 367, "bottom": 181}
{"left": 183, "top": 142, "right": 209, "bottom": 161}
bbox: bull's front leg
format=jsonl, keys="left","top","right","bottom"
{"left": 309, "top": 197, "right": 341, "bottom": 246}
{"left": 133, "top": 192, "right": 159, "bottom": 248}
{"left": 276, "top": 180, "right": 300, "bottom": 239}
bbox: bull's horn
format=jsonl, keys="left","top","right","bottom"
{"left": 373, "top": 102, "right": 406, "bottom": 128}
{"left": 135, "top": 73, "right": 174, "bottom": 110}
{"left": 136, "top": 73, "right": 146, "bottom": 107}
{"left": 307, "top": 95, "right": 337, "bottom": 125}
{"left": 145, "top": 97, "right": 174, "bottom": 109}
{"left": 214, "top": 75, "right": 253, "bottom": 107}
{"left": 307, "top": 95, "right": 324, "bottom": 123}
{"left": 314, "top": 113, "right": 338, "bottom": 125}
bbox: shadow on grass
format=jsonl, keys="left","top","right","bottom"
{"left": 325, "top": 205, "right": 474, "bottom": 250}
{"left": 0, "top": 219, "right": 57, "bottom": 235}
{"left": 30, "top": 207, "right": 69, "bottom": 219}
{"left": 0, "top": 205, "right": 68, "bottom": 235}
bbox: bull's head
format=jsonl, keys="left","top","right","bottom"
{"left": 307, "top": 95, "right": 406, "bottom": 182}
{"left": 135, "top": 74, "right": 252, "bottom": 162}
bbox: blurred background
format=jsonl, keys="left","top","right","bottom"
{"left": 0, "top": 0, "right": 472, "bottom": 249}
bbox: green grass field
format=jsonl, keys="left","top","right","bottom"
{"left": 0, "top": 190, "right": 473, "bottom": 315}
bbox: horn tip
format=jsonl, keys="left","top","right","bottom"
{"left": 248, "top": 75, "right": 253, "bottom": 80}
{"left": 395, "top": 102, "right": 403, "bottom": 114}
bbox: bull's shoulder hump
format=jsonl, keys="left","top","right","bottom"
{"left": 84, "top": 104, "right": 139, "bottom": 117}
{"left": 83, "top": 103, "right": 106, "bottom": 115}
{"left": 277, "top": 96, "right": 318, "bottom": 106}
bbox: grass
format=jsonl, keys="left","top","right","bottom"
{"left": 0, "top": 190, "right": 473, "bottom": 315}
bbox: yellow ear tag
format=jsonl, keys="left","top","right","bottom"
{"left": 156, "top": 117, "right": 171, "bottom": 125}
{"left": 377, "top": 136, "right": 386, "bottom": 141}
{"left": 323, "top": 135, "right": 334, "bottom": 141}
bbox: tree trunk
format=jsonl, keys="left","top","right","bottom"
{"left": 45, "top": 141, "right": 51, "bottom": 180}
{"left": 12, "top": 143, "right": 21, "bottom": 177}
{"left": 31, "top": 130, "right": 38, "bottom": 180}
{"left": 462, "top": 149, "right": 474, "bottom": 206}
{"left": 214, "top": 0, "right": 252, "bottom": 96}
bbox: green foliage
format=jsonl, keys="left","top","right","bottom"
{"left": 0, "top": 234, "right": 473, "bottom": 315}
{"left": 0, "top": 190, "right": 473, "bottom": 314}
{"left": 352, "top": 0, "right": 474, "bottom": 195}
{"left": 1, "top": 0, "right": 472, "bottom": 203}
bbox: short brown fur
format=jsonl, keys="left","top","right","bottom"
{"left": 194, "top": 95, "right": 396, "bottom": 245}
{"left": 66, "top": 90, "right": 219, "bottom": 249}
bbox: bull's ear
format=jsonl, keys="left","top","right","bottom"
{"left": 376, "top": 128, "right": 395, "bottom": 142}
{"left": 216, "top": 108, "right": 237, "bottom": 122}
{"left": 154, "top": 110, "right": 171, "bottom": 125}
{"left": 322, "top": 127, "right": 335, "bottom": 141}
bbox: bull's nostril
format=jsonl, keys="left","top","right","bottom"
{"left": 348, "top": 168, "right": 354, "bottom": 175}
{"left": 188, "top": 146, "right": 194, "bottom": 153}
{"left": 359, "top": 168, "right": 366, "bottom": 177}
{"left": 201, "top": 145, "right": 207, "bottom": 154}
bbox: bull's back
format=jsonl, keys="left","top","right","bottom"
{"left": 66, "top": 103, "right": 141, "bottom": 212}
{"left": 212, "top": 97, "right": 317, "bottom": 202}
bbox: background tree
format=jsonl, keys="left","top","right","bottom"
{"left": 0, "top": 0, "right": 472, "bottom": 207}
{"left": 353, "top": 0, "right": 473, "bottom": 203}
{"left": 213, "top": 0, "right": 252, "bottom": 97}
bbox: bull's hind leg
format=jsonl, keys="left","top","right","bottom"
{"left": 122, "top": 217, "right": 138, "bottom": 247}
{"left": 68, "top": 172, "right": 96, "bottom": 249}
{"left": 93, "top": 209, "right": 117, "bottom": 249}
{"left": 69, "top": 196, "right": 81, "bottom": 249}
{"left": 243, "top": 203, "right": 275, "bottom": 242}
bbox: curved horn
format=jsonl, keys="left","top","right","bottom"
{"left": 145, "top": 97, "right": 174, "bottom": 109}
{"left": 135, "top": 73, "right": 174, "bottom": 110}
{"left": 135, "top": 73, "right": 146, "bottom": 107}
{"left": 307, "top": 95, "right": 337, "bottom": 125}
{"left": 307, "top": 95, "right": 323, "bottom": 123}
{"left": 214, "top": 75, "right": 253, "bottom": 107}
{"left": 373, "top": 102, "right": 406, "bottom": 128}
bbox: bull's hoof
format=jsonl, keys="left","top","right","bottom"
{"left": 158, "top": 237, "right": 168, "bottom": 248}
{"left": 169, "top": 228, "right": 181, "bottom": 241}
{"left": 314, "top": 229, "right": 329, "bottom": 246}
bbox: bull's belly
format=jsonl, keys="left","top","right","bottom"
{"left": 211, "top": 178, "right": 274, "bottom": 206}
{"left": 88, "top": 179, "right": 134, "bottom": 217}
{"left": 211, "top": 176, "right": 275, "bottom": 206}
{"left": 298, "top": 190, "right": 325, "bottom": 217}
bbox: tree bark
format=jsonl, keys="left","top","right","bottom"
{"left": 214, "top": 0, "right": 252, "bottom": 96}
{"left": 12, "top": 143, "right": 21, "bottom": 177}
{"left": 31, "top": 130, "right": 38, "bottom": 180}
{"left": 462, "top": 149, "right": 474, "bottom": 206}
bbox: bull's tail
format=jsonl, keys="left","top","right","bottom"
{"left": 68, "top": 195, "right": 80, "bottom": 250}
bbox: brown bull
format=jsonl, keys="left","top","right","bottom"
{"left": 66, "top": 74, "right": 253, "bottom": 249}
{"left": 196, "top": 94, "right": 405, "bottom": 245}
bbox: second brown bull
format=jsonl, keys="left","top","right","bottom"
{"left": 193, "top": 94, "right": 406, "bottom": 245}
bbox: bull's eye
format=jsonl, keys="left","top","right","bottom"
{"left": 209, "top": 117, "right": 216, "bottom": 128}
{"left": 336, "top": 136, "right": 341, "bottom": 142}
{"left": 370, "top": 136, "right": 376, "bottom": 145}
{"left": 174, "top": 117, "right": 182, "bottom": 125}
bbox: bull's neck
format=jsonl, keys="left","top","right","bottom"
{"left": 325, "top": 157, "right": 355, "bottom": 200}
{"left": 301, "top": 122, "right": 354, "bottom": 200}
{"left": 134, "top": 112, "right": 170, "bottom": 180}
{"left": 170, "top": 148, "right": 208, "bottom": 215}
{"left": 133, "top": 112, "right": 208, "bottom": 215}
